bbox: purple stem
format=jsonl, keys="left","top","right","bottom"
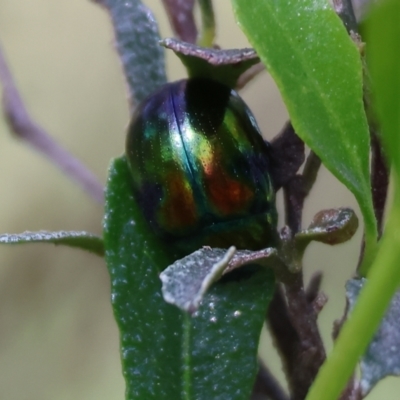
{"left": 161, "top": 0, "right": 197, "bottom": 43}
{"left": 268, "top": 139, "right": 325, "bottom": 399}
{"left": 251, "top": 359, "right": 289, "bottom": 400}
{"left": 371, "top": 133, "right": 389, "bottom": 236}
{"left": 0, "top": 44, "right": 104, "bottom": 204}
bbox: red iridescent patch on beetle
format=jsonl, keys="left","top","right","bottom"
{"left": 203, "top": 161, "right": 253, "bottom": 217}
{"left": 160, "top": 172, "right": 198, "bottom": 232}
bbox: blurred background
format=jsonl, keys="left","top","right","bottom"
{"left": 0, "top": 1, "right": 397, "bottom": 399}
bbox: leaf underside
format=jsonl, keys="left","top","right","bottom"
{"left": 161, "top": 38, "right": 260, "bottom": 88}
{"left": 0, "top": 230, "right": 104, "bottom": 256}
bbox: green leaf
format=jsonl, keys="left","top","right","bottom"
{"left": 302, "top": 2, "right": 400, "bottom": 397}
{"left": 184, "top": 266, "right": 274, "bottom": 399}
{"left": 365, "top": 0, "right": 400, "bottom": 177}
{"left": 0, "top": 230, "right": 104, "bottom": 256}
{"left": 232, "top": 0, "right": 377, "bottom": 265}
{"left": 104, "top": 157, "right": 275, "bottom": 400}
{"left": 95, "top": 0, "right": 167, "bottom": 104}
{"left": 161, "top": 38, "right": 260, "bottom": 89}
{"left": 104, "top": 157, "right": 182, "bottom": 399}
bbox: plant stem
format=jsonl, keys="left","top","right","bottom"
{"left": 269, "top": 143, "right": 325, "bottom": 399}
{"left": 306, "top": 188, "right": 400, "bottom": 400}
{"left": 332, "top": 0, "right": 358, "bottom": 33}
{"left": 236, "top": 62, "right": 265, "bottom": 90}
{"left": 282, "top": 273, "right": 325, "bottom": 400}
{"left": 305, "top": 272, "right": 323, "bottom": 303}
{"left": 283, "top": 151, "right": 321, "bottom": 232}
{"left": 269, "top": 122, "right": 305, "bottom": 191}
{"left": 162, "top": 0, "right": 197, "bottom": 44}
{"left": 251, "top": 360, "right": 289, "bottom": 400}
{"left": 302, "top": 152, "right": 322, "bottom": 196}
{"left": 0, "top": 43, "right": 104, "bottom": 204}
{"left": 197, "top": 0, "right": 215, "bottom": 47}
{"left": 371, "top": 133, "right": 389, "bottom": 236}
{"left": 267, "top": 286, "right": 299, "bottom": 377}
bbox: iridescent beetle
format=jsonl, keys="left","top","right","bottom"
{"left": 126, "top": 78, "right": 277, "bottom": 255}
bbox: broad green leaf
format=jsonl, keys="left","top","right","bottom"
{"left": 104, "top": 157, "right": 275, "bottom": 399}
{"left": 185, "top": 266, "right": 274, "bottom": 399}
{"left": 104, "top": 157, "right": 182, "bottom": 399}
{"left": 232, "top": 0, "right": 377, "bottom": 265}
{"left": 0, "top": 230, "right": 104, "bottom": 256}
{"left": 365, "top": 0, "right": 400, "bottom": 177}
{"left": 95, "top": 0, "right": 167, "bottom": 104}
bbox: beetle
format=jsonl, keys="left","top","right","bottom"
{"left": 126, "top": 78, "right": 277, "bottom": 255}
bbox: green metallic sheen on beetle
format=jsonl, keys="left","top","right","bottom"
{"left": 126, "top": 78, "right": 277, "bottom": 254}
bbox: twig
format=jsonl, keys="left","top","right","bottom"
{"left": 305, "top": 272, "right": 323, "bottom": 304}
{"left": 302, "top": 151, "right": 322, "bottom": 196}
{"left": 306, "top": 272, "right": 327, "bottom": 315}
{"left": 269, "top": 122, "right": 305, "bottom": 191}
{"left": 267, "top": 286, "right": 300, "bottom": 381}
{"left": 371, "top": 132, "right": 389, "bottom": 237}
{"left": 161, "top": 0, "right": 197, "bottom": 44}
{"left": 282, "top": 273, "right": 326, "bottom": 400}
{"left": 0, "top": 43, "right": 104, "bottom": 204}
{"left": 283, "top": 151, "right": 321, "bottom": 232}
{"left": 283, "top": 176, "right": 305, "bottom": 233}
{"left": 197, "top": 0, "right": 216, "bottom": 47}
{"left": 236, "top": 62, "right": 265, "bottom": 91}
{"left": 251, "top": 359, "right": 289, "bottom": 400}
{"left": 268, "top": 133, "right": 325, "bottom": 399}
{"left": 333, "top": 0, "right": 358, "bottom": 33}
{"left": 268, "top": 277, "right": 325, "bottom": 400}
